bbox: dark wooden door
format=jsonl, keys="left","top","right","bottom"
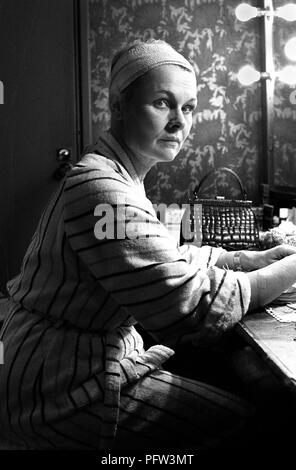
{"left": 0, "top": 0, "right": 81, "bottom": 291}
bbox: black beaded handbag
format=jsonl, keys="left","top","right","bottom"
{"left": 181, "top": 167, "right": 260, "bottom": 251}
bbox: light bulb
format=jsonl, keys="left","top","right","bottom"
{"left": 237, "top": 65, "right": 261, "bottom": 85}
{"left": 277, "top": 65, "right": 296, "bottom": 85}
{"left": 279, "top": 208, "right": 289, "bottom": 219}
{"left": 285, "top": 37, "right": 296, "bottom": 61}
{"left": 235, "top": 3, "right": 258, "bottom": 22}
{"left": 275, "top": 3, "right": 296, "bottom": 21}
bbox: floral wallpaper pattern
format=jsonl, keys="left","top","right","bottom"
{"left": 273, "top": 0, "right": 296, "bottom": 189}
{"left": 88, "top": 0, "right": 295, "bottom": 205}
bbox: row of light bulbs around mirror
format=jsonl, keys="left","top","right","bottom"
{"left": 235, "top": 3, "right": 296, "bottom": 85}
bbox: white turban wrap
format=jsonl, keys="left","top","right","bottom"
{"left": 109, "top": 40, "right": 195, "bottom": 99}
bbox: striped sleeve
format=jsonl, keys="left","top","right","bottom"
{"left": 63, "top": 158, "right": 251, "bottom": 347}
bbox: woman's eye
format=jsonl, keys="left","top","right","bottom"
{"left": 153, "top": 99, "right": 169, "bottom": 109}
{"left": 182, "top": 104, "right": 195, "bottom": 114}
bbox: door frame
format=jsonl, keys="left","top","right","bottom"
{"left": 78, "top": 0, "right": 93, "bottom": 149}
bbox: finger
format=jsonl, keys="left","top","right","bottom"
{"left": 275, "top": 244, "right": 296, "bottom": 257}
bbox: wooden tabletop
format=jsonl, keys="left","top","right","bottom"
{"left": 236, "top": 309, "right": 296, "bottom": 390}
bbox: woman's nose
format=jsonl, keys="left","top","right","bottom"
{"left": 167, "top": 107, "right": 186, "bottom": 130}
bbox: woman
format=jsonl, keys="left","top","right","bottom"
{"left": 1, "top": 39, "right": 296, "bottom": 451}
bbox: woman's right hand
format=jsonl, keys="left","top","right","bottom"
{"left": 247, "top": 253, "right": 296, "bottom": 311}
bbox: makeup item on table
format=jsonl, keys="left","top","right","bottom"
{"left": 266, "top": 283, "right": 296, "bottom": 322}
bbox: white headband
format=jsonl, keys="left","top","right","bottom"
{"left": 109, "top": 41, "right": 195, "bottom": 97}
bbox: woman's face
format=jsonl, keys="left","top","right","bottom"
{"left": 119, "top": 65, "right": 197, "bottom": 168}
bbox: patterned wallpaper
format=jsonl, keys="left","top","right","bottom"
{"left": 273, "top": 0, "right": 296, "bottom": 189}
{"left": 88, "top": 0, "right": 296, "bottom": 205}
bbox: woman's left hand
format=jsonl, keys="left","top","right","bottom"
{"left": 242, "top": 244, "right": 296, "bottom": 271}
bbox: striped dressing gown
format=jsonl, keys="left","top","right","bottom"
{"left": 0, "top": 131, "right": 252, "bottom": 450}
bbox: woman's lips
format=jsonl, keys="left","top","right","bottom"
{"left": 159, "top": 138, "right": 181, "bottom": 145}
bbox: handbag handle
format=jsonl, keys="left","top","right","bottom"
{"left": 193, "top": 167, "right": 247, "bottom": 200}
